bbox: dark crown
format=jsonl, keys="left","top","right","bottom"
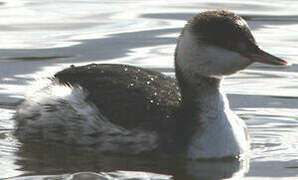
{"left": 184, "top": 10, "right": 257, "bottom": 53}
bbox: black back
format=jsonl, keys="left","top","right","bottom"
{"left": 55, "top": 64, "right": 181, "bottom": 131}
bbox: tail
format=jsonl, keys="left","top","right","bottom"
{"left": 14, "top": 79, "right": 158, "bottom": 154}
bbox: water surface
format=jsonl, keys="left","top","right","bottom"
{"left": 0, "top": 0, "right": 298, "bottom": 179}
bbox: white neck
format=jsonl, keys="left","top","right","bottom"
{"left": 174, "top": 29, "right": 251, "bottom": 159}
{"left": 184, "top": 83, "right": 250, "bottom": 159}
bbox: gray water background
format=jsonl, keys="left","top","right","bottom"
{"left": 0, "top": 0, "right": 297, "bottom": 179}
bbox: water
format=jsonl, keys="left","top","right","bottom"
{"left": 0, "top": 0, "right": 298, "bottom": 179}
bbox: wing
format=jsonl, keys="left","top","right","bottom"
{"left": 54, "top": 64, "right": 181, "bottom": 131}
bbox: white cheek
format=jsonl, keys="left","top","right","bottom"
{"left": 176, "top": 31, "right": 251, "bottom": 78}
{"left": 204, "top": 46, "right": 251, "bottom": 76}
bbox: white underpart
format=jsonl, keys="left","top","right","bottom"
{"left": 176, "top": 30, "right": 251, "bottom": 78}
{"left": 15, "top": 79, "right": 158, "bottom": 154}
{"left": 187, "top": 89, "right": 250, "bottom": 159}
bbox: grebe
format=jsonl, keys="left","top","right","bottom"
{"left": 15, "top": 10, "right": 288, "bottom": 159}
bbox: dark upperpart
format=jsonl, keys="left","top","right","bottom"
{"left": 184, "top": 10, "right": 257, "bottom": 53}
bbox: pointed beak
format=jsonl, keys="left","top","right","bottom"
{"left": 242, "top": 47, "right": 289, "bottom": 66}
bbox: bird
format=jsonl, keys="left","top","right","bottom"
{"left": 14, "top": 10, "right": 288, "bottom": 159}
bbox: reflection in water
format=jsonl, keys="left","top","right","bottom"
{"left": 13, "top": 142, "right": 249, "bottom": 180}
